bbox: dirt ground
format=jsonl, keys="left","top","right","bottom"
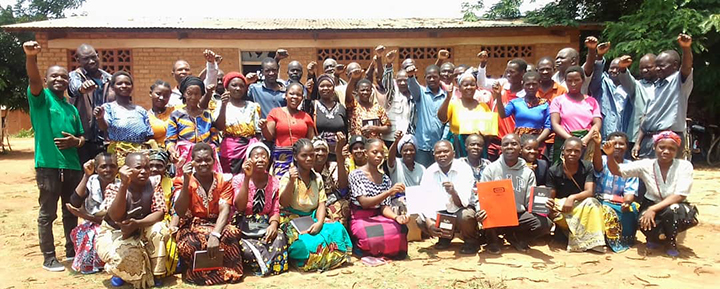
{"left": 1, "top": 138, "right": 719, "bottom": 289}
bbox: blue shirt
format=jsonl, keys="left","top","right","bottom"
{"left": 248, "top": 81, "right": 287, "bottom": 118}
{"left": 102, "top": 102, "right": 153, "bottom": 143}
{"left": 618, "top": 71, "right": 655, "bottom": 142}
{"left": 504, "top": 97, "right": 551, "bottom": 130}
{"left": 641, "top": 69, "right": 693, "bottom": 132}
{"left": 408, "top": 77, "right": 447, "bottom": 151}
{"left": 594, "top": 155, "right": 639, "bottom": 199}
{"left": 589, "top": 58, "right": 632, "bottom": 140}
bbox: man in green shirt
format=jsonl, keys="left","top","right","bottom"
{"left": 24, "top": 41, "right": 86, "bottom": 272}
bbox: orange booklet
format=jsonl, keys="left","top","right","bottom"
{"left": 476, "top": 179, "right": 519, "bottom": 229}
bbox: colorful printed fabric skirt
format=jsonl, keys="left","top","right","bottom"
{"left": 233, "top": 213, "right": 289, "bottom": 276}
{"left": 601, "top": 200, "right": 640, "bottom": 253}
{"left": 162, "top": 216, "right": 180, "bottom": 277}
{"left": 176, "top": 217, "right": 243, "bottom": 285}
{"left": 70, "top": 221, "right": 104, "bottom": 274}
{"left": 552, "top": 198, "right": 606, "bottom": 252}
{"left": 271, "top": 146, "right": 293, "bottom": 177}
{"left": 349, "top": 206, "right": 407, "bottom": 258}
{"left": 326, "top": 196, "right": 351, "bottom": 229}
{"left": 175, "top": 141, "right": 223, "bottom": 175}
{"left": 219, "top": 136, "right": 258, "bottom": 174}
{"left": 280, "top": 208, "right": 352, "bottom": 272}
{"left": 108, "top": 141, "right": 148, "bottom": 167}
{"left": 552, "top": 130, "right": 595, "bottom": 164}
{"left": 96, "top": 221, "right": 170, "bottom": 289}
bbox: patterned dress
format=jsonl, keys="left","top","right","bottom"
{"left": 215, "top": 101, "right": 261, "bottom": 173}
{"left": 348, "top": 170, "right": 407, "bottom": 258}
{"left": 165, "top": 107, "right": 222, "bottom": 174}
{"left": 70, "top": 175, "right": 114, "bottom": 274}
{"left": 346, "top": 96, "right": 390, "bottom": 139}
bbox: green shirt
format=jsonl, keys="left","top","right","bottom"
{"left": 27, "top": 87, "right": 84, "bottom": 170}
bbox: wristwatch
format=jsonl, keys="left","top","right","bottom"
{"left": 210, "top": 232, "right": 222, "bottom": 239}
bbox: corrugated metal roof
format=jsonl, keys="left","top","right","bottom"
{"left": 2, "top": 16, "right": 537, "bottom": 31}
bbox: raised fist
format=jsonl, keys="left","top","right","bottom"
{"left": 22, "top": 41, "right": 41, "bottom": 56}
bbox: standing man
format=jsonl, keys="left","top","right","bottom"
{"left": 68, "top": 44, "right": 111, "bottom": 164}
{"left": 24, "top": 41, "right": 86, "bottom": 271}
{"left": 633, "top": 34, "right": 693, "bottom": 159}
{"left": 536, "top": 56, "right": 567, "bottom": 101}
{"left": 248, "top": 57, "right": 287, "bottom": 118}
{"left": 167, "top": 50, "right": 219, "bottom": 107}
{"left": 621, "top": 53, "right": 657, "bottom": 157}
{"left": 476, "top": 134, "right": 551, "bottom": 254}
{"left": 553, "top": 46, "right": 594, "bottom": 94}
{"left": 407, "top": 64, "right": 447, "bottom": 167}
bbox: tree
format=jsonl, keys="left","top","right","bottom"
{"left": 483, "top": 0, "right": 523, "bottom": 19}
{"left": 0, "top": 0, "right": 84, "bottom": 111}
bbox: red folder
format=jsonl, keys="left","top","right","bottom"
{"left": 476, "top": 179, "right": 519, "bottom": 229}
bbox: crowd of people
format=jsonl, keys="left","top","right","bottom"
{"left": 22, "top": 33, "right": 699, "bottom": 287}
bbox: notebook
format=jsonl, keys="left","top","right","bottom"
{"left": 476, "top": 179, "right": 519, "bottom": 229}
{"left": 528, "top": 186, "right": 551, "bottom": 216}
{"left": 435, "top": 212, "right": 457, "bottom": 239}
{"left": 362, "top": 118, "right": 380, "bottom": 127}
{"left": 290, "top": 216, "right": 315, "bottom": 234}
{"left": 193, "top": 249, "right": 224, "bottom": 272}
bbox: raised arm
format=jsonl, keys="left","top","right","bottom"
{"left": 335, "top": 133, "right": 349, "bottom": 189}
{"left": 491, "top": 83, "right": 507, "bottom": 118}
{"left": 476, "top": 51, "right": 489, "bottom": 89}
{"left": 437, "top": 84, "right": 453, "bottom": 123}
{"left": 345, "top": 67, "right": 363, "bottom": 108}
{"left": 213, "top": 92, "right": 229, "bottom": 131}
{"left": 582, "top": 37, "right": 599, "bottom": 77}
{"left": 387, "top": 131, "right": 403, "bottom": 169}
{"left": 23, "top": 41, "right": 44, "bottom": 96}
{"left": 202, "top": 50, "right": 219, "bottom": 88}
{"left": 406, "top": 65, "right": 422, "bottom": 102}
{"left": 677, "top": 34, "right": 693, "bottom": 81}
{"left": 279, "top": 169, "right": 297, "bottom": 208}
{"left": 616, "top": 55, "right": 636, "bottom": 93}
{"left": 591, "top": 131, "right": 604, "bottom": 173}
{"left": 108, "top": 166, "right": 135, "bottom": 222}
{"left": 435, "top": 49, "right": 449, "bottom": 66}
{"left": 173, "top": 162, "right": 194, "bottom": 217}
{"left": 233, "top": 174, "right": 250, "bottom": 214}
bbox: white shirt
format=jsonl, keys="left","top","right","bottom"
{"left": 383, "top": 91, "right": 412, "bottom": 141}
{"left": 167, "top": 61, "right": 219, "bottom": 107}
{"left": 618, "top": 159, "right": 693, "bottom": 203}
{"left": 419, "top": 160, "right": 475, "bottom": 213}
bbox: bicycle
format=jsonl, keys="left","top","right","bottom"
{"left": 687, "top": 119, "right": 720, "bottom": 166}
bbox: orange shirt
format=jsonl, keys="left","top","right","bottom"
{"left": 537, "top": 81, "right": 567, "bottom": 102}
{"left": 173, "top": 172, "right": 233, "bottom": 219}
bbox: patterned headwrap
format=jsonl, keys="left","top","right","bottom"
{"left": 245, "top": 142, "right": 271, "bottom": 160}
{"left": 222, "top": 71, "right": 247, "bottom": 89}
{"left": 312, "top": 137, "right": 329, "bottom": 150}
{"left": 148, "top": 149, "right": 169, "bottom": 165}
{"left": 316, "top": 74, "right": 336, "bottom": 87}
{"left": 179, "top": 76, "right": 205, "bottom": 96}
{"left": 653, "top": 130, "right": 682, "bottom": 146}
{"left": 397, "top": 134, "right": 417, "bottom": 155}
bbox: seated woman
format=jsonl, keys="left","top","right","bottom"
{"left": 166, "top": 76, "right": 222, "bottom": 175}
{"left": 387, "top": 131, "right": 426, "bottom": 215}
{"left": 549, "top": 66, "right": 602, "bottom": 164}
{"left": 591, "top": 131, "right": 640, "bottom": 253}
{"left": 345, "top": 68, "right": 392, "bottom": 140}
{"left": 437, "top": 72, "right": 494, "bottom": 157}
{"left": 148, "top": 80, "right": 175, "bottom": 148}
{"left": 306, "top": 74, "right": 348, "bottom": 161}
{"left": 67, "top": 153, "right": 118, "bottom": 274}
{"left": 312, "top": 135, "right": 351, "bottom": 228}
{"left": 495, "top": 71, "right": 551, "bottom": 147}
{"left": 147, "top": 149, "right": 180, "bottom": 276}
{"left": 460, "top": 133, "right": 491, "bottom": 183}
{"left": 345, "top": 135, "right": 368, "bottom": 172}
{"left": 231, "top": 142, "right": 288, "bottom": 276}
{"left": 604, "top": 131, "right": 698, "bottom": 256}
{"left": 521, "top": 136, "right": 549, "bottom": 186}
{"left": 215, "top": 72, "right": 261, "bottom": 174}
{"left": 546, "top": 137, "right": 605, "bottom": 252}
{"left": 279, "top": 139, "right": 353, "bottom": 271}
{"left": 261, "top": 82, "right": 316, "bottom": 177}
{"left": 174, "top": 143, "right": 243, "bottom": 285}
{"left": 95, "top": 72, "right": 154, "bottom": 166}
{"left": 348, "top": 138, "right": 409, "bottom": 258}
{"left": 96, "top": 153, "right": 169, "bottom": 288}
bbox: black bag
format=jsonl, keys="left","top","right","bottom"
{"left": 236, "top": 214, "right": 270, "bottom": 239}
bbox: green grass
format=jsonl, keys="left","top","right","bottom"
{"left": 13, "top": 128, "right": 34, "bottom": 138}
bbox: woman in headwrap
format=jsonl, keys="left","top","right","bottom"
{"left": 312, "top": 134, "right": 351, "bottom": 227}
{"left": 215, "top": 72, "right": 261, "bottom": 174}
{"left": 261, "top": 82, "right": 316, "bottom": 177}
{"left": 147, "top": 149, "right": 180, "bottom": 276}
{"left": 166, "top": 76, "right": 222, "bottom": 175}
{"left": 306, "top": 74, "right": 348, "bottom": 161}
{"left": 495, "top": 71, "right": 551, "bottom": 147}
{"left": 386, "top": 131, "right": 425, "bottom": 216}
{"left": 437, "top": 71, "right": 495, "bottom": 157}
{"left": 147, "top": 80, "right": 175, "bottom": 147}
{"left": 95, "top": 72, "right": 154, "bottom": 166}
{"left": 231, "top": 142, "right": 288, "bottom": 276}
{"left": 278, "top": 139, "right": 352, "bottom": 272}
{"left": 549, "top": 66, "right": 602, "bottom": 164}
{"left": 603, "top": 131, "right": 698, "bottom": 256}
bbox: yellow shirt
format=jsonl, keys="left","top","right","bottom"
{"left": 148, "top": 106, "right": 176, "bottom": 147}
{"left": 446, "top": 99, "right": 491, "bottom": 134}
{"left": 280, "top": 172, "right": 327, "bottom": 213}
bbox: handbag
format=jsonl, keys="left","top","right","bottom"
{"left": 237, "top": 214, "right": 270, "bottom": 239}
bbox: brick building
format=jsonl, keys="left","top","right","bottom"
{"left": 2, "top": 16, "right": 587, "bottom": 133}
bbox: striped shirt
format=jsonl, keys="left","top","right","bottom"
{"left": 165, "top": 106, "right": 218, "bottom": 146}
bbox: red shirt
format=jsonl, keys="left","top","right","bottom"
{"left": 267, "top": 108, "right": 315, "bottom": 147}
{"left": 490, "top": 89, "right": 519, "bottom": 138}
